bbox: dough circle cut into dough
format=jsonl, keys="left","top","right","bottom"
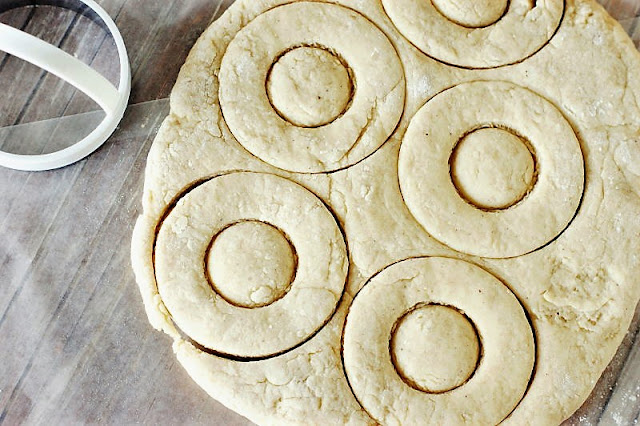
{"left": 219, "top": 2, "right": 405, "bottom": 173}
{"left": 266, "top": 46, "right": 353, "bottom": 128}
{"left": 206, "top": 220, "right": 296, "bottom": 309}
{"left": 155, "top": 172, "right": 347, "bottom": 359}
{"left": 399, "top": 81, "right": 584, "bottom": 258}
{"left": 343, "top": 257, "right": 535, "bottom": 425}
{"left": 381, "top": 0, "right": 564, "bottom": 68}
{"left": 451, "top": 127, "right": 536, "bottom": 210}
{"left": 431, "top": 0, "right": 508, "bottom": 28}
{"left": 391, "top": 304, "right": 480, "bottom": 393}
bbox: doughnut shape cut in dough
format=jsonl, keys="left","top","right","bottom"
{"left": 381, "top": 0, "right": 564, "bottom": 68}
{"left": 155, "top": 172, "right": 347, "bottom": 359}
{"left": 399, "top": 81, "right": 584, "bottom": 258}
{"left": 343, "top": 257, "right": 535, "bottom": 425}
{"left": 219, "top": 2, "right": 405, "bottom": 173}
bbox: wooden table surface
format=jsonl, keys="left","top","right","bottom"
{"left": 0, "top": 1, "right": 638, "bottom": 424}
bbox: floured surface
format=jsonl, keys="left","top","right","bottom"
{"left": 131, "top": 0, "right": 640, "bottom": 425}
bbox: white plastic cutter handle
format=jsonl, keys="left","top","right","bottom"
{"left": 0, "top": 0, "right": 131, "bottom": 172}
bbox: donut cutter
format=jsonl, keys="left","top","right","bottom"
{"left": 0, "top": 0, "right": 131, "bottom": 171}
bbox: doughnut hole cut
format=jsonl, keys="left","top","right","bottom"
{"left": 267, "top": 46, "right": 353, "bottom": 128}
{"left": 206, "top": 221, "right": 296, "bottom": 309}
{"left": 451, "top": 127, "right": 536, "bottom": 210}
{"left": 432, "top": 0, "right": 508, "bottom": 28}
{"left": 391, "top": 304, "right": 481, "bottom": 393}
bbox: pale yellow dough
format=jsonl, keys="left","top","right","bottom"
{"left": 381, "top": 0, "right": 563, "bottom": 68}
{"left": 131, "top": 0, "right": 640, "bottom": 425}
{"left": 391, "top": 304, "right": 480, "bottom": 394}
{"left": 207, "top": 220, "right": 296, "bottom": 308}
{"left": 155, "top": 172, "right": 347, "bottom": 358}
{"left": 431, "top": 0, "right": 508, "bottom": 28}
{"left": 267, "top": 47, "right": 353, "bottom": 128}
{"left": 451, "top": 127, "right": 535, "bottom": 210}
{"left": 344, "top": 257, "right": 534, "bottom": 424}
{"left": 219, "top": 2, "right": 404, "bottom": 173}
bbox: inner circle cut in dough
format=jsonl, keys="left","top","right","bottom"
{"left": 343, "top": 257, "right": 535, "bottom": 425}
{"left": 381, "top": 0, "right": 564, "bottom": 68}
{"left": 431, "top": 0, "right": 508, "bottom": 28}
{"left": 219, "top": 2, "right": 405, "bottom": 173}
{"left": 399, "top": 81, "right": 584, "bottom": 258}
{"left": 391, "top": 304, "right": 480, "bottom": 394}
{"left": 206, "top": 220, "right": 296, "bottom": 309}
{"left": 451, "top": 127, "right": 536, "bottom": 210}
{"left": 155, "top": 172, "right": 348, "bottom": 358}
{"left": 266, "top": 46, "right": 353, "bottom": 128}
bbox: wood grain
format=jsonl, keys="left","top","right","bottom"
{"left": 0, "top": 1, "right": 638, "bottom": 425}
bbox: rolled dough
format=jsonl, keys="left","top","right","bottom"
{"left": 131, "top": 0, "right": 640, "bottom": 424}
